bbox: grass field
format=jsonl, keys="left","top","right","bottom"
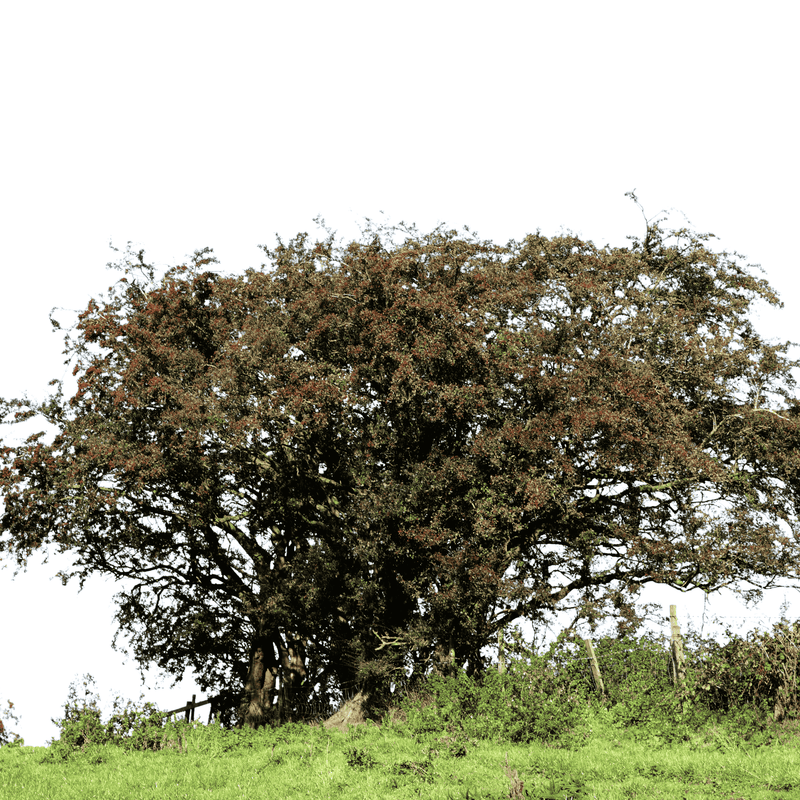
{"left": 1, "top": 684, "right": 798, "bottom": 799}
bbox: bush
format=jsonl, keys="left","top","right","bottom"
{"left": 388, "top": 622, "right": 800, "bottom": 752}
{"left": 40, "top": 673, "right": 284, "bottom": 763}
{"left": 575, "top": 632, "right": 695, "bottom": 744}
{"left": 521, "top": 619, "right": 800, "bottom": 750}
{"left": 678, "top": 618, "right": 800, "bottom": 728}
{"left": 38, "top": 620, "right": 800, "bottom": 764}
{"left": 42, "top": 673, "right": 183, "bottom": 761}
{"left": 393, "top": 648, "right": 596, "bottom": 749}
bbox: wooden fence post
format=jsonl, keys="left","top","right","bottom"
{"left": 583, "top": 639, "right": 605, "bottom": 697}
{"left": 669, "top": 605, "right": 686, "bottom": 690}
{"left": 185, "top": 694, "right": 197, "bottom": 723}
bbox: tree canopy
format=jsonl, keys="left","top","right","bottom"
{"left": 3, "top": 194, "right": 800, "bottom": 728}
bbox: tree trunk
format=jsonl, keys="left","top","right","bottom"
{"left": 237, "top": 634, "right": 279, "bottom": 729}
{"left": 276, "top": 633, "right": 309, "bottom": 723}
{"left": 433, "top": 636, "right": 457, "bottom": 678}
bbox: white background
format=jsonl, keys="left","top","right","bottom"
{"left": 1, "top": 1, "right": 798, "bottom": 747}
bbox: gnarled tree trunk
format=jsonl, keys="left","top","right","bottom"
{"left": 236, "top": 630, "right": 312, "bottom": 729}
{"left": 237, "top": 634, "right": 279, "bottom": 729}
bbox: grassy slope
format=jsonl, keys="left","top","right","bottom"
{"left": 1, "top": 704, "right": 798, "bottom": 800}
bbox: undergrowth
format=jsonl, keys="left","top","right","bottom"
{"left": 4, "top": 615, "right": 799, "bottom": 798}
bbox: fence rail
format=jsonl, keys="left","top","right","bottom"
{"left": 159, "top": 694, "right": 224, "bottom": 726}
{"left": 156, "top": 683, "right": 377, "bottom": 728}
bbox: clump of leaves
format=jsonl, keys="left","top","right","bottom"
{"left": 528, "top": 772, "right": 594, "bottom": 800}
{"left": 567, "top": 631, "right": 695, "bottom": 746}
{"left": 399, "top": 618, "right": 800, "bottom": 757}
{"left": 392, "top": 756, "right": 436, "bottom": 783}
{"left": 540, "top": 618, "right": 800, "bottom": 751}
{"left": 584, "top": 615, "right": 800, "bottom": 751}
{"left": 435, "top": 731, "right": 475, "bottom": 758}
{"left": 0, "top": 699, "right": 23, "bottom": 748}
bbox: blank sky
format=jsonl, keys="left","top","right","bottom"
{"left": 1, "top": 1, "right": 798, "bottom": 747}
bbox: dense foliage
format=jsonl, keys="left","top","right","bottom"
{"left": 3, "top": 194, "right": 800, "bottom": 729}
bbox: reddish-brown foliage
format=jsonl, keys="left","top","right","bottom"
{"left": 2, "top": 197, "right": 800, "bottom": 726}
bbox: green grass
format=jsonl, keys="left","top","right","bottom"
{"left": 1, "top": 698, "right": 798, "bottom": 799}
{"left": 5, "top": 626, "right": 800, "bottom": 799}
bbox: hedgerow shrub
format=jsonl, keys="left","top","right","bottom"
{"left": 393, "top": 641, "right": 596, "bottom": 748}
{"left": 39, "top": 672, "right": 313, "bottom": 763}
{"left": 678, "top": 619, "right": 800, "bottom": 726}
{"left": 41, "top": 674, "right": 192, "bottom": 762}
{"left": 388, "top": 621, "right": 800, "bottom": 752}
{"left": 36, "top": 619, "right": 800, "bottom": 764}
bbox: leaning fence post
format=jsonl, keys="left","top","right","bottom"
{"left": 669, "top": 606, "right": 686, "bottom": 690}
{"left": 583, "top": 639, "right": 605, "bottom": 697}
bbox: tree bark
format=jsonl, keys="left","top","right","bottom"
{"left": 237, "top": 634, "right": 279, "bottom": 729}
{"left": 433, "top": 635, "right": 457, "bottom": 678}
{"left": 276, "top": 633, "right": 308, "bottom": 723}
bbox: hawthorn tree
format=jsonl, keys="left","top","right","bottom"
{"left": 3, "top": 194, "right": 800, "bottom": 730}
